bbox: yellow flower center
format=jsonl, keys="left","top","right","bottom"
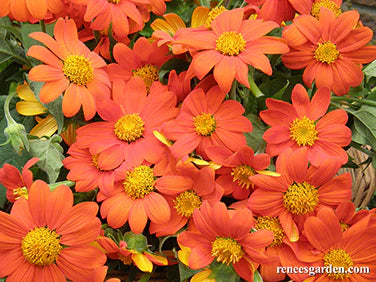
{"left": 211, "top": 237, "right": 244, "bottom": 265}
{"left": 62, "top": 55, "right": 94, "bottom": 86}
{"left": 173, "top": 190, "right": 202, "bottom": 218}
{"left": 91, "top": 154, "right": 103, "bottom": 171}
{"left": 123, "top": 165, "right": 155, "bottom": 199}
{"left": 114, "top": 113, "right": 145, "bottom": 143}
{"left": 119, "top": 254, "right": 133, "bottom": 265}
{"left": 323, "top": 248, "right": 353, "bottom": 280}
{"left": 205, "top": 6, "right": 227, "bottom": 28}
{"left": 231, "top": 165, "right": 255, "bottom": 189}
{"left": 13, "top": 187, "right": 28, "bottom": 200}
{"left": 289, "top": 116, "right": 318, "bottom": 146}
{"left": 283, "top": 182, "right": 319, "bottom": 215}
{"left": 340, "top": 222, "right": 349, "bottom": 232}
{"left": 132, "top": 64, "right": 159, "bottom": 90}
{"left": 255, "top": 216, "right": 286, "bottom": 247}
{"left": 311, "top": 0, "right": 342, "bottom": 19}
{"left": 21, "top": 227, "right": 62, "bottom": 267}
{"left": 215, "top": 31, "right": 246, "bottom": 56}
{"left": 314, "top": 41, "right": 340, "bottom": 64}
{"left": 193, "top": 113, "right": 216, "bottom": 136}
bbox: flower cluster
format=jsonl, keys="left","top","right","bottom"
{"left": 1, "top": 0, "right": 376, "bottom": 281}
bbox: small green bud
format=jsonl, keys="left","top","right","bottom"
{"left": 3, "top": 123, "right": 30, "bottom": 154}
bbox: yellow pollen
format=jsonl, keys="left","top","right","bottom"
{"left": 340, "top": 222, "right": 349, "bottom": 232}
{"left": 132, "top": 64, "right": 159, "bottom": 90}
{"left": 311, "top": 0, "right": 342, "bottom": 19}
{"left": 123, "top": 165, "right": 155, "bottom": 199}
{"left": 108, "top": 0, "right": 120, "bottom": 3}
{"left": 323, "top": 248, "right": 353, "bottom": 280}
{"left": 119, "top": 254, "right": 133, "bottom": 265}
{"left": 13, "top": 187, "right": 28, "bottom": 200}
{"left": 62, "top": 55, "right": 93, "bottom": 86}
{"left": 114, "top": 113, "right": 145, "bottom": 143}
{"left": 289, "top": 116, "right": 318, "bottom": 146}
{"left": 215, "top": 31, "right": 246, "bottom": 56}
{"left": 211, "top": 237, "right": 244, "bottom": 265}
{"left": 173, "top": 190, "right": 202, "bottom": 218}
{"left": 193, "top": 113, "right": 216, "bottom": 136}
{"left": 255, "top": 216, "right": 286, "bottom": 247}
{"left": 21, "top": 227, "right": 62, "bottom": 267}
{"left": 205, "top": 6, "right": 227, "bottom": 28}
{"left": 314, "top": 41, "right": 340, "bottom": 64}
{"left": 91, "top": 154, "right": 103, "bottom": 171}
{"left": 231, "top": 165, "right": 255, "bottom": 189}
{"left": 283, "top": 182, "right": 319, "bottom": 215}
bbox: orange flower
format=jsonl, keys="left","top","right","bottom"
{"left": 175, "top": 8, "right": 289, "bottom": 93}
{"left": 100, "top": 159, "right": 170, "bottom": 234}
{"left": 282, "top": 8, "right": 376, "bottom": 95}
{"left": 0, "top": 180, "right": 106, "bottom": 281}
{"left": 75, "top": 79, "right": 179, "bottom": 170}
{"left": 27, "top": 17, "right": 111, "bottom": 120}
{"left": 178, "top": 201, "right": 276, "bottom": 281}
{"left": 334, "top": 201, "right": 372, "bottom": 231}
{"left": 96, "top": 234, "right": 168, "bottom": 273}
{"left": 83, "top": 0, "right": 144, "bottom": 39}
{"left": 162, "top": 86, "right": 252, "bottom": 160}
{"left": 150, "top": 165, "right": 223, "bottom": 237}
{"left": 289, "top": 207, "right": 376, "bottom": 281}
{"left": 248, "top": 147, "right": 352, "bottom": 242}
{"left": 206, "top": 145, "right": 272, "bottom": 200}
{"left": 106, "top": 37, "right": 171, "bottom": 90}
{"left": 0, "top": 158, "right": 38, "bottom": 202}
{"left": 63, "top": 143, "right": 118, "bottom": 196}
{"left": 260, "top": 84, "right": 351, "bottom": 166}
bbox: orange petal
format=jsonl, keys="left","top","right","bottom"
{"left": 128, "top": 199, "right": 148, "bottom": 234}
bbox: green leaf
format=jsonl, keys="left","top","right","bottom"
{"left": 178, "top": 261, "right": 200, "bottom": 281}
{"left": 346, "top": 105, "right": 376, "bottom": 150}
{"left": 20, "top": 22, "right": 55, "bottom": 52}
{"left": 209, "top": 262, "right": 240, "bottom": 282}
{"left": 244, "top": 114, "right": 266, "bottom": 153}
{"left": 123, "top": 232, "right": 148, "bottom": 253}
{"left": 254, "top": 269, "right": 264, "bottom": 282}
{"left": 0, "top": 37, "right": 28, "bottom": 65}
{"left": 364, "top": 60, "right": 376, "bottom": 82}
{"left": 200, "top": 0, "right": 211, "bottom": 7}
{"left": 26, "top": 76, "right": 64, "bottom": 133}
{"left": 28, "top": 134, "right": 64, "bottom": 183}
{"left": 159, "top": 58, "right": 190, "bottom": 83}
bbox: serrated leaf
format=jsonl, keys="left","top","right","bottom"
{"left": 244, "top": 114, "right": 266, "bottom": 153}
{"left": 26, "top": 76, "right": 64, "bottom": 133}
{"left": 28, "top": 134, "right": 64, "bottom": 183}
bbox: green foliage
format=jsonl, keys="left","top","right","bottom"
{"left": 159, "top": 58, "right": 190, "bottom": 83}
{"left": 123, "top": 232, "right": 148, "bottom": 253}
{"left": 209, "top": 261, "right": 241, "bottom": 282}
{"left": 178, "top": 261, "right": 200, "bottom": 281}
{"left": 28, "top": 134, "right": 64, "bottom": 183}
{"left": 245, "top": 114, "right": 267, "bottom": 153}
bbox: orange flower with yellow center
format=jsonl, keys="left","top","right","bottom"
{"left": 27, "top": 18, "right": 111, "bottom": 121}
{"left": 282, "top": 8, "right": 376, "bottom": 95}
{"left": 260, "top": 84, "right": 351, "bottom": 166}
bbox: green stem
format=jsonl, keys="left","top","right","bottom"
{"left": 4, "top": 91, "right": 17, "bottom": 126}
{"left": 331, "top": 96, "right": 376, "bottom": 107}
{"left": 48, "top": 180, "right": 75, "bottom": 190}
{"left": 229, "top": 80, "right": 237, "bottom": 101}
{"left": 248, "top": 74, "right": 264, "bottom": 98}
{"left": 39, "top": 20, "right": 46, "bottom": 33}
{"left": 350, "top": 141, "right": 374, "bottom": 156}
{"left": 93, "top": 30, "right": 101, "bottom": 45}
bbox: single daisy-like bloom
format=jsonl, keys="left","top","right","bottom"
{"left": 178, "top": 201, "right": 276, "bottom": 281}
{"left": 27, "top": 17, "right": 111, "bottom": 120}
{"left": 63, "top": 143, "right": 119, "bottom": 195}
{"left": 290, "top": 207, "right": 376, "bottom": 281}
{"left": 16, "top": 83, "right": 58, "bottom": 138}
{"left": 335, "top": 201, "right": 372, "bottom": 232}
{"left": 282, "top": 8, "right": 376, "bottom": 96}
{"left": 260, "top": 84, "right": 351, "bottom": 166}
{"left": 162, "top": 86, "right": 252, "bottom": 160}
{"left": 83, "top": 0, "right": 144, "bottom": 39}
{"left": 248, "top": 147, "right": 352, "bottom": 242}
{"left": 206, "top": 145, "right": 272, "bottom": 200}
{"left": 75, "top": 79, "right": 179, "bottom": 170}
{"left": 149, "top": 165, "right": 223, "bottom": 237}
{"left": 175, "top": 8, "right": 289, "bottom": 93}
{"left": 100, "top": 159, "right": 170, "bottom": 233}
{"left": 96, "top": 234, "right": 168, "bottom": 273}
{"left": 106, "top": 37, "right": 171, "bottom": 90}
{"left": 0, "top": 180, "right": 106, "bottom": 281}
{"left": 0, "top": 157, "right": 38, "bottom": 202}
